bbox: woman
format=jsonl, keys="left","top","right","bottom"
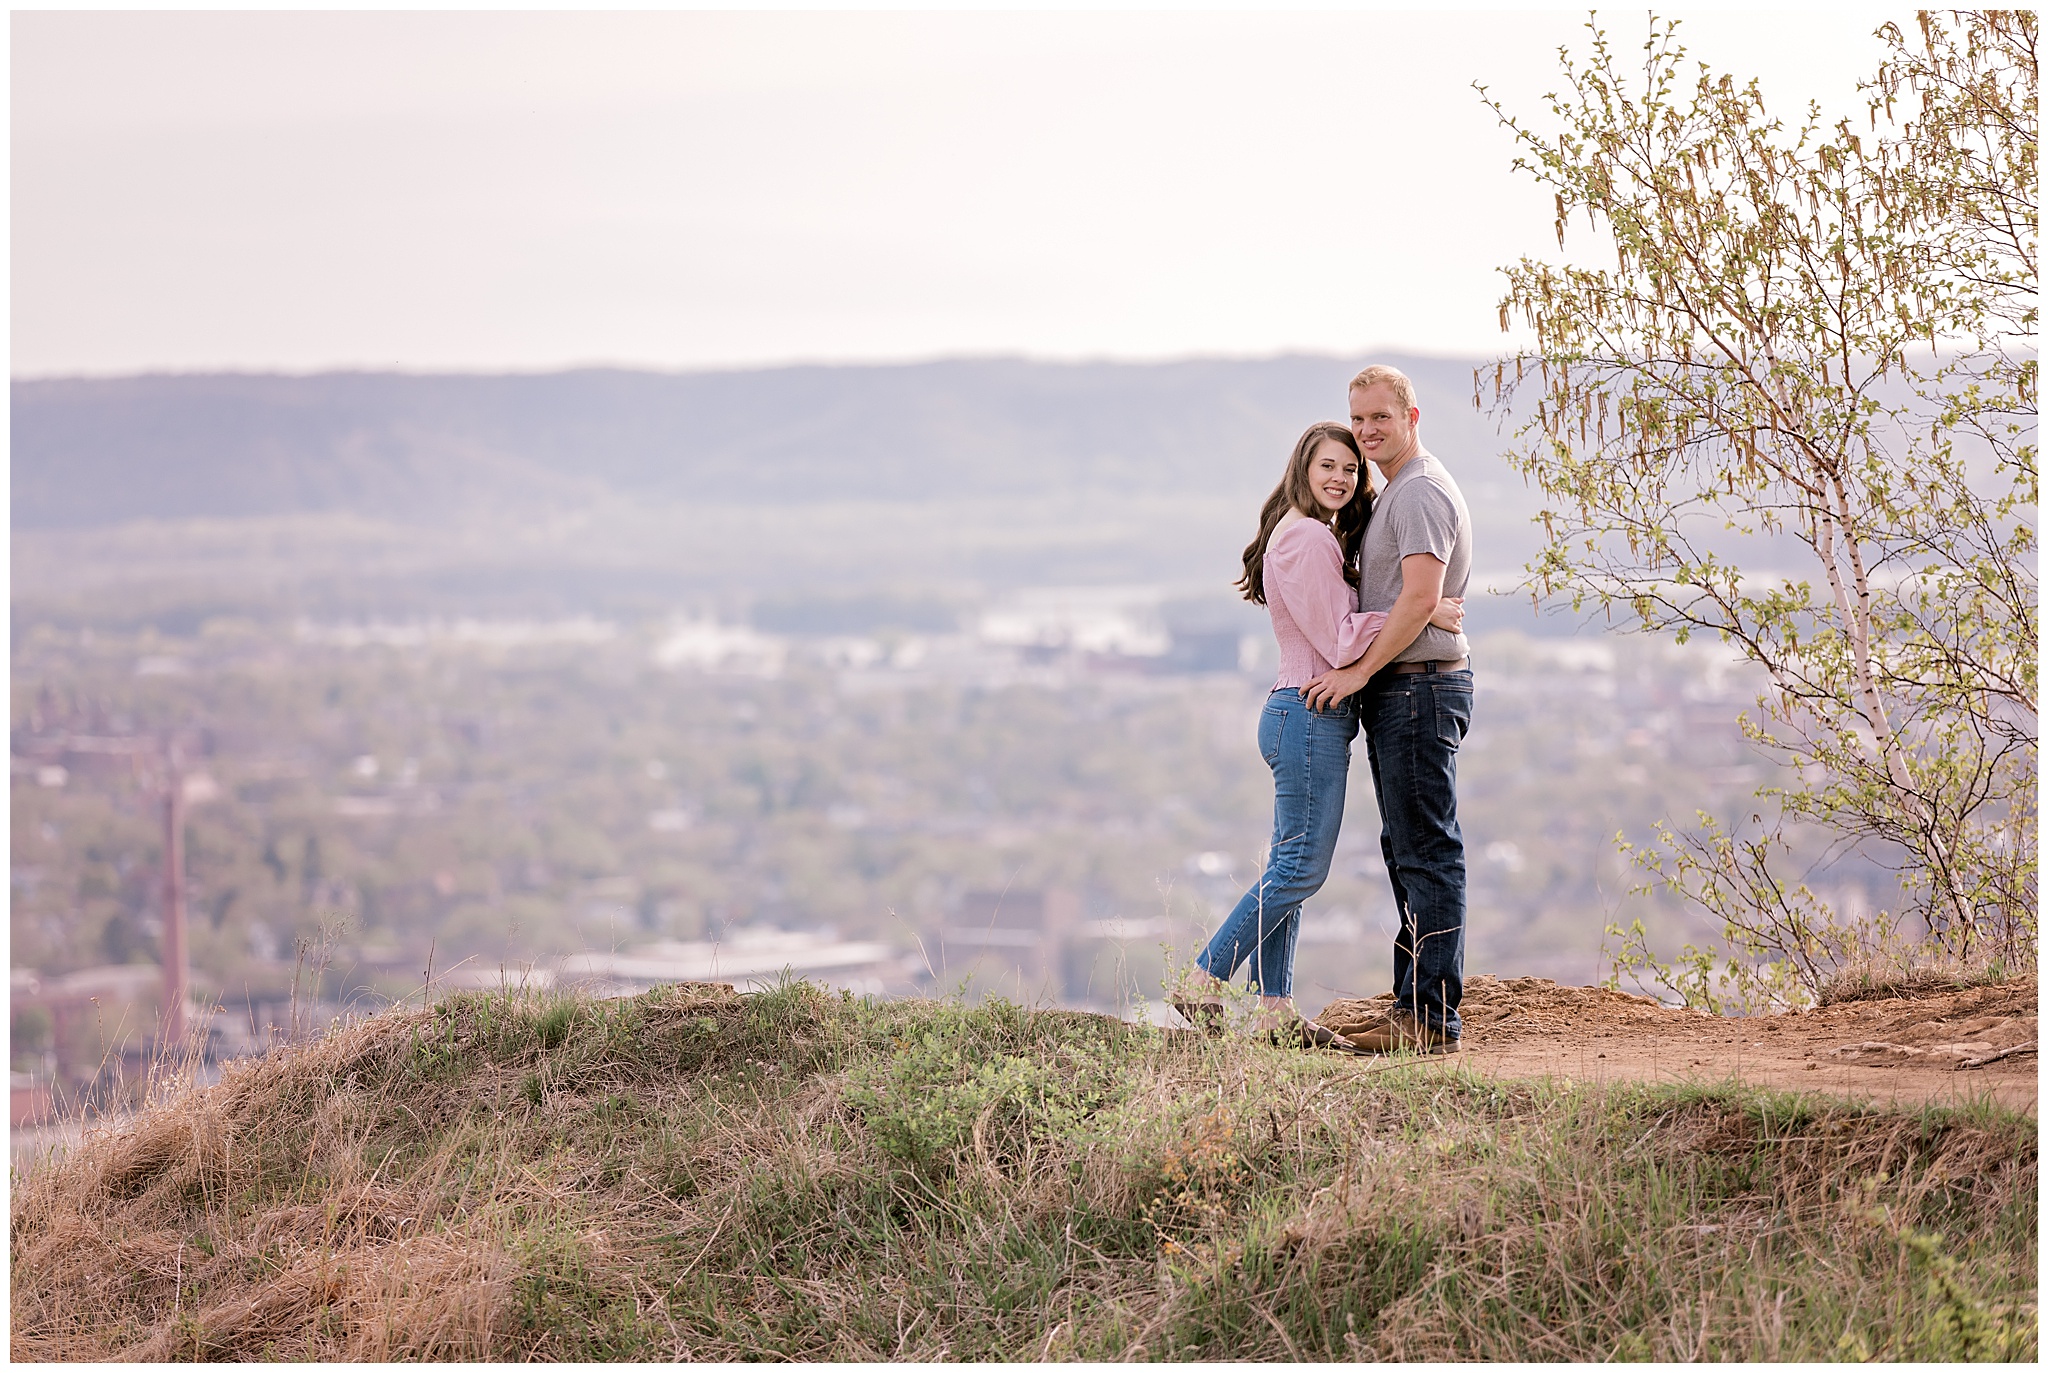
{"left": 1173, "top": 421, "right": 1462, "bottom": 1046}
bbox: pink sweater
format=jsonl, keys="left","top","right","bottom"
{"left": 1264, "top": 517, "right": 1387, "bottom": 690}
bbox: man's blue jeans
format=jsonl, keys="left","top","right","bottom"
{"left": 1196, "top": 689, "right": 1356, "bottom": 1000}
{"left": 1361, "top": 666, "right": 1473, "bottom": 1036}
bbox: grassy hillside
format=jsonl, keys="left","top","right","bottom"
{"left": 12, "top": 982, "right": 2037, "bottom": 1361}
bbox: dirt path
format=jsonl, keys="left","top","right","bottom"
{"left": 1316, "top": 976, "right": 2038, "bottom": 1115}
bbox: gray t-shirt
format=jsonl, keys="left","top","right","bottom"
{"left": 1358, "top": 450, "right": 1472, "bottom": 663}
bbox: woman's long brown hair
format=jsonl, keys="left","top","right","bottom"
{"left": 1236, "top": 421, "right": 1373, "bottom": 605}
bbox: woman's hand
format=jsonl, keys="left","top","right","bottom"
{"left": 1429, "top": 596, "right": 1466, "bottom": 634}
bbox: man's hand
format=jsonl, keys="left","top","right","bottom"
{"left": 1302, "top": 554, "right": 1449, "bottom": 710}
{"left": 1301, "top": 661, "right": 1371, "bottom": 711}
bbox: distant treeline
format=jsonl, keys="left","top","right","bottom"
{"left": 12, "top": 355, "right": 1518, "bottom": 529}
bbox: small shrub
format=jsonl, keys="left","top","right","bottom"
{"left": 842, "top": 1004, "right": 1129, "bottom": 1180}
{"left": 1896, "top": 1226, "right": 2037, "bottom": 1360}
{"left": 1140, "top": 1106, "right": 1255, "bottom": 1243}
{"left": 534, "top": 1001, "right": 576, "bottom": 1051}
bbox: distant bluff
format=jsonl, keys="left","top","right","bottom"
{"left": 11, "top": 354, "right": 1520, "bottom": 529}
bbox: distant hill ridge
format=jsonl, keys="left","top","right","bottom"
{"left": 11, "top": 355, "right": 1514, "bottom": 529}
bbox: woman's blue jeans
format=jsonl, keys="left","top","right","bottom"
{"left": 1196, "top": 689, "right": 1356, "bottom": 999}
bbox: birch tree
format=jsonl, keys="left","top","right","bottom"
{"left": 1480, "top": 11, "right": 2036, "bottom": 1006}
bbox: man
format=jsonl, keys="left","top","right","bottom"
{"left": 1301, "top": 364, "right": 1473, "bottom": 1054}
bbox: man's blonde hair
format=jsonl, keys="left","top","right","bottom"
{"left": 1348, "top": 364, "right": 1417, "bottom": 413}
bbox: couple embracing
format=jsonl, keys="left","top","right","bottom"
{"left": 1175, "top": 365, "right": 1473, "bottom": 1055}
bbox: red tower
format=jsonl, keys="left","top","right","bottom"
{"left": 159, "top": 753, "right": 188, "bottom": 1051}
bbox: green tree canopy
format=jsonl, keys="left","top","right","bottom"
{"left": 1482, "top": 10, "right": 2037, "bottom": 1006}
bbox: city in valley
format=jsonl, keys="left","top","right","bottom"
{"left": 14, "top": 591, "right": 1845, "bottom": 1119}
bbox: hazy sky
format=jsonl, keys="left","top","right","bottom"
{"left": 14, "top": 8, "right": 1896, "bottom": 377}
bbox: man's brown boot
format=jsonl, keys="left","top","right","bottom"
{"left": 1343, "top": 1010, "right": 1460, "bottom": 1056}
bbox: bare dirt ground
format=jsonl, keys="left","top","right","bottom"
{"left": 1317, "top": 976, "right": 2038, "bottom": 1115}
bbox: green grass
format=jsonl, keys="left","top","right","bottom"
{"left": 11, "top": 980, "right": 2038, "bottom": 1360}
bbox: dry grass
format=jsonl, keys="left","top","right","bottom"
{"left": 1819, "top": 949, "right": 2035, "bottom": 1006}
{"left": 11, "top": 980, "right": 2038, "bottom": 1361}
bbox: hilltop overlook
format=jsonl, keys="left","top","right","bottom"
{"left": 7, "top": 355, "right": 1889, "bottom": 1123}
